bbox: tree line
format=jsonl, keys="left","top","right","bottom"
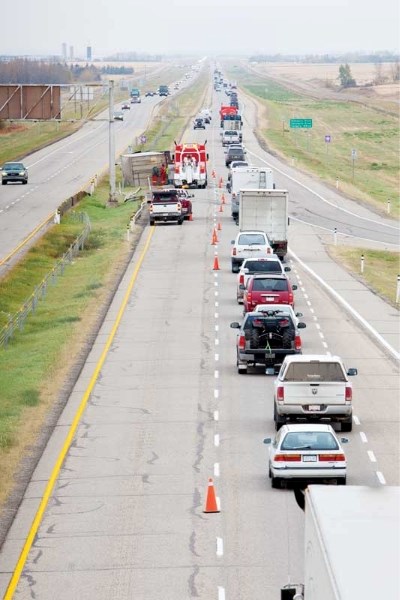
{"left": 0, "top": 60, "right": 101, "bottom": 84}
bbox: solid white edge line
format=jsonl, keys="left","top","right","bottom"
{"left": 290, "top": 216, "right": 399, "bottom": 246}
{"left": 367, "top": 450, "right": 377, "bottom": 463}
{"left": 216, "top": 537, "right": 224, "bottom": 556}
{"left": 376, "top": 471, "right": 386, "bottom": 485}
{"left": 216, "top": 496, "right": 221, "bottom": 511}
{"left": 360, "top": 432, "right": 368, "bottom": 443}
{"left": 290, "top": 249, "right": 400, "bottom": 362}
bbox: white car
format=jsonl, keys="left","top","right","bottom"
{"left": 263, "top": 424, "right": 348, "bottom": 488}
{"left": 231, "top": 231, "right": 273, "bottom": 273}
{"left": 236, "top": 257, "right": 290, "bottom": 303}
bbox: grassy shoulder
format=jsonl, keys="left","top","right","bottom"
{"left": 224, "top": 63, "right": 399, "bottom": 218}
{"left": 327, "top": 246, "right": 399, "bottom": 307}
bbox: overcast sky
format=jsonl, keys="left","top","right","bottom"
{"left": 2, "top": 0, "right": 399, "bottom": 57}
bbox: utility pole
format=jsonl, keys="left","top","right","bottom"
{"left": 108, "top": 80, "right": 117, "bottom": 204}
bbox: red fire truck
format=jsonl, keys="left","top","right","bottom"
{"left": 173, "top": 142, "right": 208, "bottom": 189}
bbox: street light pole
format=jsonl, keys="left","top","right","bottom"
{"left": 108, "top": 79, "right": 117, "bottom": 203}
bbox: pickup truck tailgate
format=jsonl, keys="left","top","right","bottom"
{"left": 282, "top": 382, "right": 346, "bottom": 405}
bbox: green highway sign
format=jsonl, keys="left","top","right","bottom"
{"left": 290, "top": 118, "right": 313, "bottom": 128}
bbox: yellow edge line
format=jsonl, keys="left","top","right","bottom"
{"left": 0, "top": 213, "right": 54, "bottom": 268}
{"left": 4, "top": 225, "right": 155, "bottom": 599}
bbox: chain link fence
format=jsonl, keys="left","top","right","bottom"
{"left": 0, "top": 212, "right": 91, "bottom": 349}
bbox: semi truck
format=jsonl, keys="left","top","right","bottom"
{"left": 172, "top": 142, "right": 208, "bottom": 189}
{"left": 130, "top": 87, "right": 140, "bottom": 98}
{"left": 282, "top": 485, "right": 400, "bottom": 600}
{"left": 239, "top": 189, "right": 289, "bottom": 259}
{"left": 158, "top": 85, "right": 169, "bottom": 97}
{"left": 228, "top": 167, "right": 274, "bottom": 220}
{"left": 219, "top": 105, "right": 237, "bottom": 125}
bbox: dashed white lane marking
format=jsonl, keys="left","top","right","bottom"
{"left": 315, "top": 323, "right": 321, "bottom": 330}
{"left": 214, "top": 282, "right": 218, "bottom": 287}
{"left": 214, "top": 370, "right": 219, "bottom": 379}
{"left": 304, "top": 293, "right": 309, "bottom": 299}
{"left": 5, "top": 205, "right": 10, "bottom": 209}
{"left": 360, "top": 432, "right": 368, "bottom": 443}
{"left": 368, "top": 450, "right": 377, "bottom": 463}
{"left": 214, "top": 390, "right": 219, "bottom": 399}
{"left": 306, "top": 300, "right": 311, "bottom": 306}
{"left": 319, "top": 332, "right": 325, "bottom": 339}
{"left": 214, "top": 434, "right": 220, "bottom": 447}
{"left": 297, "top": 279, "right": 302, "bottom": 285}
{"left": 0, "top": 209, "right": 3, "bottom": 213}
{"left": 215, "top": 301, "right": 219, "bottom": 307}
{"left": 322, "top": 342, "right": 328, "bottom": 349}
{"left": 214, "top": 463, "right": 220, "bottom": 477}
{"left": 376, "top": 471, "right": 386, "bottom": 485}
{"left": 218, "top": 586, "right": 226, "bottom": 600}
{"left": 353, "top": 415, "right": 361, "bottom": 425}
{"left": 310, "top": 307, "right": 314, "bottom": 314}
{"left": 216, "top": 496, "right": 221, "bottom": 511}
{"left": 301, "top": 286, "right": 305, "bottom": 292}
{"left": 215, "top": 312, "right": 219, "bottom": 318}
{"left": 215, "top": 338, "right": 219, "bottom": 346}
{"left": 216, "top": 537, "right": 224, "bottom": 556}
{"left": 215, "top": 291, "right": 219, "bottom": 296}
{"left": 214, "top": 410, "right": 219, "bottom": 420}
{"left": 215, "top": 353, "right": 219, "bottom": 361}
{"left": 215, "top": 325, "right": 219, "bottom": 332}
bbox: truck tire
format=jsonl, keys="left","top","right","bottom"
{"left": 274, "top": 404, "right": 285, "bottom": 431}
{"left": 250, "top": 329, "right": 260, "bottom": 349}
{"left": 178, "top": 218, "right": 184, "bottom": 225}
{"left": 282, "top": 330, "right": 292, "bottom": 349}
{"left": 341, "top": 418, "right": 353, "bottom": 432}
{"left": 149, "top": 219, "right": 155, "bottom": 226}
{"left": 337, "top": 477, "right": 347, "bottom": 485}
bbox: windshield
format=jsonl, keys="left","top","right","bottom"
{"left": 252, "top": 278, "right": 288, "bottom": 292}
{"left": 4, "top": 163, "right": 24, "bottom": 170}
{"left": 281, "top": 431, "right": 339, "bottom": 451}
{"left": 238, "top": 234, "right": 265, "bottom": 245}
{"left": 244, "top": 261, "right": 281, "bottom": 273}
{"left": 283, "top": 362, "right": 346, "bottom": 382}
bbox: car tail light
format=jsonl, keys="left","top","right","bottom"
{"left": 238, "top": 335, "right": 246, "bottom": 350}
{"left": 319, "top": 453, "right": 346, "bottom": 462}
{"left": 276, "top": 386, "right": 284, "bottom": 402}
{"left": 266, "top": 247, "right": 271, "bottom": 254}
{"left": 275, "top": 454, "right": 301, "bottom": 462}
{"left": 247, "top": 292, "right": 252, "bottom": 304}
{"left": 345, "top": 386, "right": 352, "bottom": 402}
{"left": 200, "top": 163, "right": 205, "bottom": 173}
{"left": 177, "top": 202, "right": 182, "bottom": 211}
{"left": 295, "top": 335, "right": 302, "bottom": 351}
{"left": 232, "top": 247, "right": 237, "bottom": 256}
{"left": 239, "top": 274, "right": 244, "bottom": 285}
{"left": 149, "top": 205, "right": 153, "bottom": 214}
{"left": 288, "top": 292, "right": 294, "bottom": 305}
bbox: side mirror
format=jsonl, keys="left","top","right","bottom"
{"left": 340, "top": 438, "right": 349, "bottom": 444}
{"left": 239, "top": 284, "right": 245, "bottom": 290}
{"left": 347, "top": 368, "right": 358, "bottom": 376}
{"left": 231, "top": 240, "right": 235, "bottom": 244}
{"left": 292, "top": 284, "right": 298, "bottom": 291}
{"left": 230, "top": 322, "right": 240, "bottom": 329}
{"left": 284, "top": 266, "right": 291, "bottom": 272}
{"left": 263, "top": 438, "right": 272, "bottom": 444}
{"left": 297, "top": 322, "right": 306, "bottom": 329}
{"left": 295, "top": 312, "right": 303, "bottom": 317}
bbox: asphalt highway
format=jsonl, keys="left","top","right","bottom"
{"left": 0, "top": 77, "right": 399, "bottom": 599}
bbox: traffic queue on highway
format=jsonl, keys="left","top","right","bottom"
{"left": 211, "top": 69, "right": 358, "bottom": 491}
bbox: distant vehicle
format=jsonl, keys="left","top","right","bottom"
{"left": 158, "top": 85, "right": 170, "bottom": 97}
{"left": 149, "top": 188, "right": 183, "bottom": 226}
{"left": 121, "top": 103, "right": 130, "bottom": 110}
{"left": 230, "top": 230, "right": 272, "bottom": 273}
{"left": 130, "top": 87, "right": 140, "bottom": 98}
{"left": 193, "top": 118, "right": 206, "bottom": 130}
{"left": 130, "top": 96, "right": 141, "bottom": 104}
{"left": 145, "top": 91, "right": 156, "bottom": 97}
{"left": 1, "top": 162, "right": 28, "bottom": 185}
{"left": 225, "top": 145, "right": 246, "bottom": 167}
{"left": 113, "top": 111, "right": 124, "bottom": 120}
{"left": 263, "top": 424, "right": 348, "bottom": 488}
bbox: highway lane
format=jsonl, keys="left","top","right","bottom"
{"left": 1, "top": 87, "right": 398, "bottom": 598}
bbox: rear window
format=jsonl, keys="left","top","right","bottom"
{"left": 244, "top": 261, "right": 281, "bottom": 273}
{"left": 252, "top": 278, "right": 288, "bottom": 292}
{"left": 281, "top": 432, "right": 339, "bottom": 451}
{"left": 283, "top": 362, "right": 346, "bottom": 382}
{"left": 238, "top": 233, "right": 265, "bottom": 245}
{"left": 152, "top": 193, "right": 178, "bottom": 203}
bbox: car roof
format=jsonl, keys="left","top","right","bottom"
{"left": 281, "top": 423, "right": 336, "bottom": 434}
{"left": 242, "top": 256, "right": 280, "bottom": 264}
{"left": 250, "top": 273, "right": 287, "bottom": 279}
{"left": 283, "top": 354, "right": 342, "bottom": 363}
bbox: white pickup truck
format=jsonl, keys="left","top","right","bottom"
{"left": 149, "top": 189, "right": 184, "bottom": 225}
{"left": 273, "top": 355, "right": 358, "bottom": 432}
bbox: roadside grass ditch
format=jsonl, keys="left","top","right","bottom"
{"left": 225, "top": 64, "right": 399, "bottom": 218}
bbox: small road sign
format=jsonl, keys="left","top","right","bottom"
{"left": 351, "top": 149, "right": 357, "bottom": 158}
{"left": 140, "top": 135, "right": 147, "bottom": 144}
{"left": 290, "top": 118, "right": 313, "bottom": 128}
{"left": 325, "top": 135, "right": 331, "bottom": 143}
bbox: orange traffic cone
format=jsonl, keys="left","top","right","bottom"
{"left": 188, "top": 213, "right": 193, "bottom": 221}
{"left": 217, "top": 222, "right": 222, "bottom": 231}
{"left": 204, "top": 478, "right": 220, "bottom": 513}
{"left": 221, "top": 194, "right": 226, "bottom": 204}
{"left": 219, "top": 203, "right": 224, "bottom": 213}
{"left": 212, "top": 256, "right": 220, "bottom": 271}
{"left": 218, "top": 177, "right": 223, "bottom": 189}
{"left": 211, "top": 229, "right": 218, "bottom": 245}
{"left": 212, "top": 169, "right": 216, "bottom": 178}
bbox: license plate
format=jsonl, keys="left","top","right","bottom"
{"left": 265, "top": 353, "right": 275, "bottom": 358}
{"left": 308, "top": 405, "right": 321, "bottom": 411}
{"left": 303, "top": 455, "right": 317, "bottom": 462}
{"left": 263, "top": 296, "right": 275, "bottom": 302}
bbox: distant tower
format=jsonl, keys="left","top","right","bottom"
{"left": 69, "top": 45, "right": 74, "bottom": 60}
{"left": 86, "top": 46, "right": 92, "bottom": 61}
{"left": 62, "top": 42, "right": 67, "bottom": 60}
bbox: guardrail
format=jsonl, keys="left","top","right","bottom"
{"left": 0, "top": 212, "right": 91, "bottom": 349}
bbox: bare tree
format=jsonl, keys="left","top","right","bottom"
{"left": 390, "top": 60, "right": 400, "bottom": 82}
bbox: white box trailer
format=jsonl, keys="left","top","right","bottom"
{"left": 239, "top": 189, "right": 289, "bottom": 259}
{"left": 301, "top": 485, "right": 400, "bottom": 600}
{"left": 230, "top": 167, "right": 274, "bottom": 219}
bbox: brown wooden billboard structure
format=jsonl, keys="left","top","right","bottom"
{"left": 0, "top": 85, "right": 61, "bottom": 120}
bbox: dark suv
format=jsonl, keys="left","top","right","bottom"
{"left": 225, "top": 146, "right": 245, "bottom": 167}
{"left": 1, "top": 162, "right": 28, "bottom": 185}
